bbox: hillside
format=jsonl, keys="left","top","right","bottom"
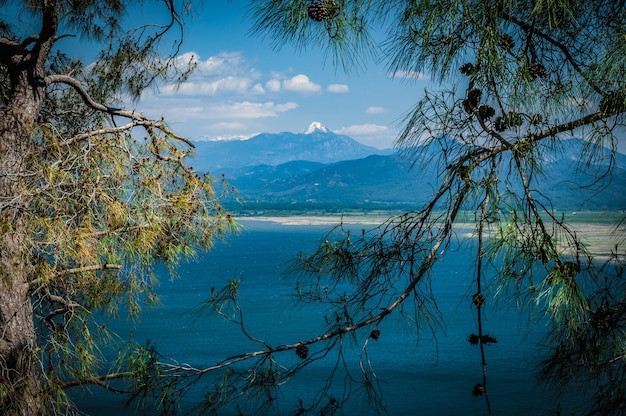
{"left": 228, "top": 155, "right": 626, "bottom": 211}
{"left": 190, "top": 122, "right": 392, "bottom": 172}
{"left": 190, "top": 125, "right": 626, "bottom": 212}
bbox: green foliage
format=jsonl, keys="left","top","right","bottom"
{"left": 0, "top": 1, "right": 236, "bottom": 414}
{"left": 239, "top": 1, "right": 626, "bottom": 414}
{"left": 248, "top": 0, "right": 378, "bottom": 71}
{"left": 3, "top": 0, "right": 625, "bottom": 414}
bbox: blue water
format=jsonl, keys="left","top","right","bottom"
{"left": 72, "top": 220, "right": 579, "bottom": 415}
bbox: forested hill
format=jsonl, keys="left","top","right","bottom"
{"left": 190, "top": 127, "right": 626, "bottom": 211}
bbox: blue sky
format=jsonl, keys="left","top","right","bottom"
{"left": 6, "top": 1, "right": 624, "bottom": 152}
{"left": 130, "top": 1, "right": 431, "bottom": 149}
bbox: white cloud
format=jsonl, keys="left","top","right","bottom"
{"left": 390, "top": 70, "right": 430, "bottom": 81}
{"left": 159, "top": 51, "right": 262, "bottom": 98}
{"left": 365, "top": 106, "right": 386, "bottom": 114}
{"left": 265, "top": 79, "right": 282, "bottom": 92}
{"left": 161, "top": 76, "right": 252, "bottom": 96}
{"left": 338, "top": 123, "right": 390, "bottom": 136}
{"left": 282, "top": 74, "right": 321, "bottom": 92}
{"left": 209, "top": 121, "right": 248, "bottom": 131}
{"left": 251, "top": 83, "right": 265, "bottom": 94}
{"left": 337, "top": 123, "right": 395, "bottom": 149}
{"left": 157, "top": 105, "right": 206, "bottom": 120}
{"left": 327, "top": 84, "right": 349, "bottom": 93}
{"left": 141, "top": 96, "right": 297, "bottom": 125}
{"left": 198, "top": 134, "right": 256, "bottom": 142}
{"left": 194, "top": 51, "right": 253, "bottom": 77}
{"left": 206, "top": 101, "right": 298, "bottom": 119}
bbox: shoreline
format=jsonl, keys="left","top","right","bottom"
{"left": 239, "top": 211, "right": 625, "bottom": 257}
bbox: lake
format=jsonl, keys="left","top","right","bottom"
{"left": 72, "top": 218, "right": 581, "bottom": 415}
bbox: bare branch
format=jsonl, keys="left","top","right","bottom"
{"left": 62, "top": 122, "right": 137, "bottom": 146}
{"left": 43, "top": 289, "right": 81, "bottom": 309}
{"left": 501, "top": 12, "right": 604, "bottom": 95}
{"left": 58, "top": 371, "right": 133, "bottom": 392}
{"left": 45, "top": 74, "right": 194, "bottom": 147}
{"left": 53, "top": 263, "right": 122, "bottom": 278}
{"left": 44, "top": 74, "right": 127, "bottom": 115}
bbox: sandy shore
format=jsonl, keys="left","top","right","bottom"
{"left": 242, "top": 214, "right": 625, "bottom": 257}
{"left": 569, "top": 222, "right": 625, "bottom": 257}
{"left": 242, "top": 215, "right": 388, "bottom": 226}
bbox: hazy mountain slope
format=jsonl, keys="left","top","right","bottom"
{"left": 228, "top": 138, "right": 626, "bottom": 210}
{"left": 190, "top": 122, "right": 392, "bottom": 172}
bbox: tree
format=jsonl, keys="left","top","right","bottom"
{"left": 3, "top": 1, "right": 625, "bottom": 415}
{"left": 0, "top": 1, "right": 234, "bottom": 415}
{"left": 163, "top": 1, "right": 624, "bottom": 414}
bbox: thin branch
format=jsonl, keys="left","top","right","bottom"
{"left": 188, "top": 176, "right": 470, "bottom": 380}
{"left": 62, "top": 122, "right": 137, "bottom": 146}
{"left": 53, "top": 263, "right": 122, "bottom": 278}
{"left": 44, "top": 74, "right": 194, "bottom": 147}
{"left": 45, "top": 74, "right": 128, "bottom": 116}
{"left": 43, "top": 288, "right": 81, "bottom": 309}
{"left": 531, "top": 111, "right": 607, "bottom": 142}
{"left": 58, "top": 371, "right": 133, "bottom": 392}
{"left": 501, "top": 12, "right": 604, "bottom": 95}
{"left": 61, "top": 119, "right": 185, "bottom": 147}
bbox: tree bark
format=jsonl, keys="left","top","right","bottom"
{"left": 0, "top": 229, "right": 41, "bottom": 416}
{"left": 0, "top": 32, "right": 51, "bottom": 416}
{"left": 0, "top": 110, "right": 44, "bottom": 414}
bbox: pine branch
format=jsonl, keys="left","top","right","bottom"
{"left": 183, "top": 174, "right": 470, "bottom": 384}
{"left": 44, "top": 74, "right": 194, "bottom": 147}
{"left": 54, "top": 263, "right": 122, "bottom": 278}
{"left": 58, "top": 371, "right": 133, "bottom": 393}
{"left": 500, "top": 11, "right": 604, "bottom": 96}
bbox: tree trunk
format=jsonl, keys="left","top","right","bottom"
{"left": 0, "top": 78, "right": 46, "bottom": 415}
{"left": 1, "top": 5, "right": 61, "bottom": 412}
{"left": 0, "top": 232, "right": 42, "bottom": 416}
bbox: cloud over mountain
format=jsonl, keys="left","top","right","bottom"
{"left": 282, "top": 74, "right": 321, "bottom": 92}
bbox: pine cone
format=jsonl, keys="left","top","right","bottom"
{"left": 296, "top": 344, "right": 309, "bottom": 359}
{"left": 600, "top": 91, "right": 626, "bottom": 116}
{"left": 472, "top": 383, "right": 486, "bottom": 397}
{"left": 459, "top": 62, "right": 475, "bottom": 76}
{"left": 467, "top": 88, "right": 482, "bottom": 105}
{"left": 370, "top": 329, "right": 381, "bottom": 341}
{"left": 472, "top": 293, "right": 485, "bottom": 307}
{"left": 494, "top": 116, "right": 507, "bottom": 132}
{"left": 463, "top": 89, "right": 482, "bottom": 113}
{"left": 481, "top": 334, "right": 498, "bottom": 345}
{"left": 528, "top": 63, "right": 547, "bottom": 79}
{"left": 495, "top": 112, "right": 523, "bottom": 130}
{"left": 307, "top": 1, "right": 339, "bottom": 22}
{"left": 478, "top": 105, "right": 495, "bottom": 119}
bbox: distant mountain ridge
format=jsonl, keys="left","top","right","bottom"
{"left": 229, "top": 154, "right": 626, "bottom": 211}
{"left": 190, "top": 122, "right": 393, "bottom": 172}
{"left": 189, "top": 125, "right": 626, "bottom": 211}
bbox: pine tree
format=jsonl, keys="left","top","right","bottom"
{"left": 198, "top": 1, "right": 623, "bottom": 414}
{"left": 0, "top": 1, "right": 234, "bottom": 414}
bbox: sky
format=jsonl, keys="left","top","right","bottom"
{"left": 118, "top": 1, "right": 432, "bottom": 149}
{"left": 5, "top": 1, "right": 624, "bottom": 152}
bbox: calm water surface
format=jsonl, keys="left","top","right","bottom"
{"left": 73, "top": 220, "right": 580, "bottom": 415}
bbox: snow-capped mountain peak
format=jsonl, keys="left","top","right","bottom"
{"left": 305, "top": 121, "right": 329, "bottom": 134}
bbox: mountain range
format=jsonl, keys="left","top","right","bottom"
{"left": 189, "top": 122, "right": 626, "bottom": 212}
{"left": 190, "top": 122, "right": 393, "bottom": 172}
